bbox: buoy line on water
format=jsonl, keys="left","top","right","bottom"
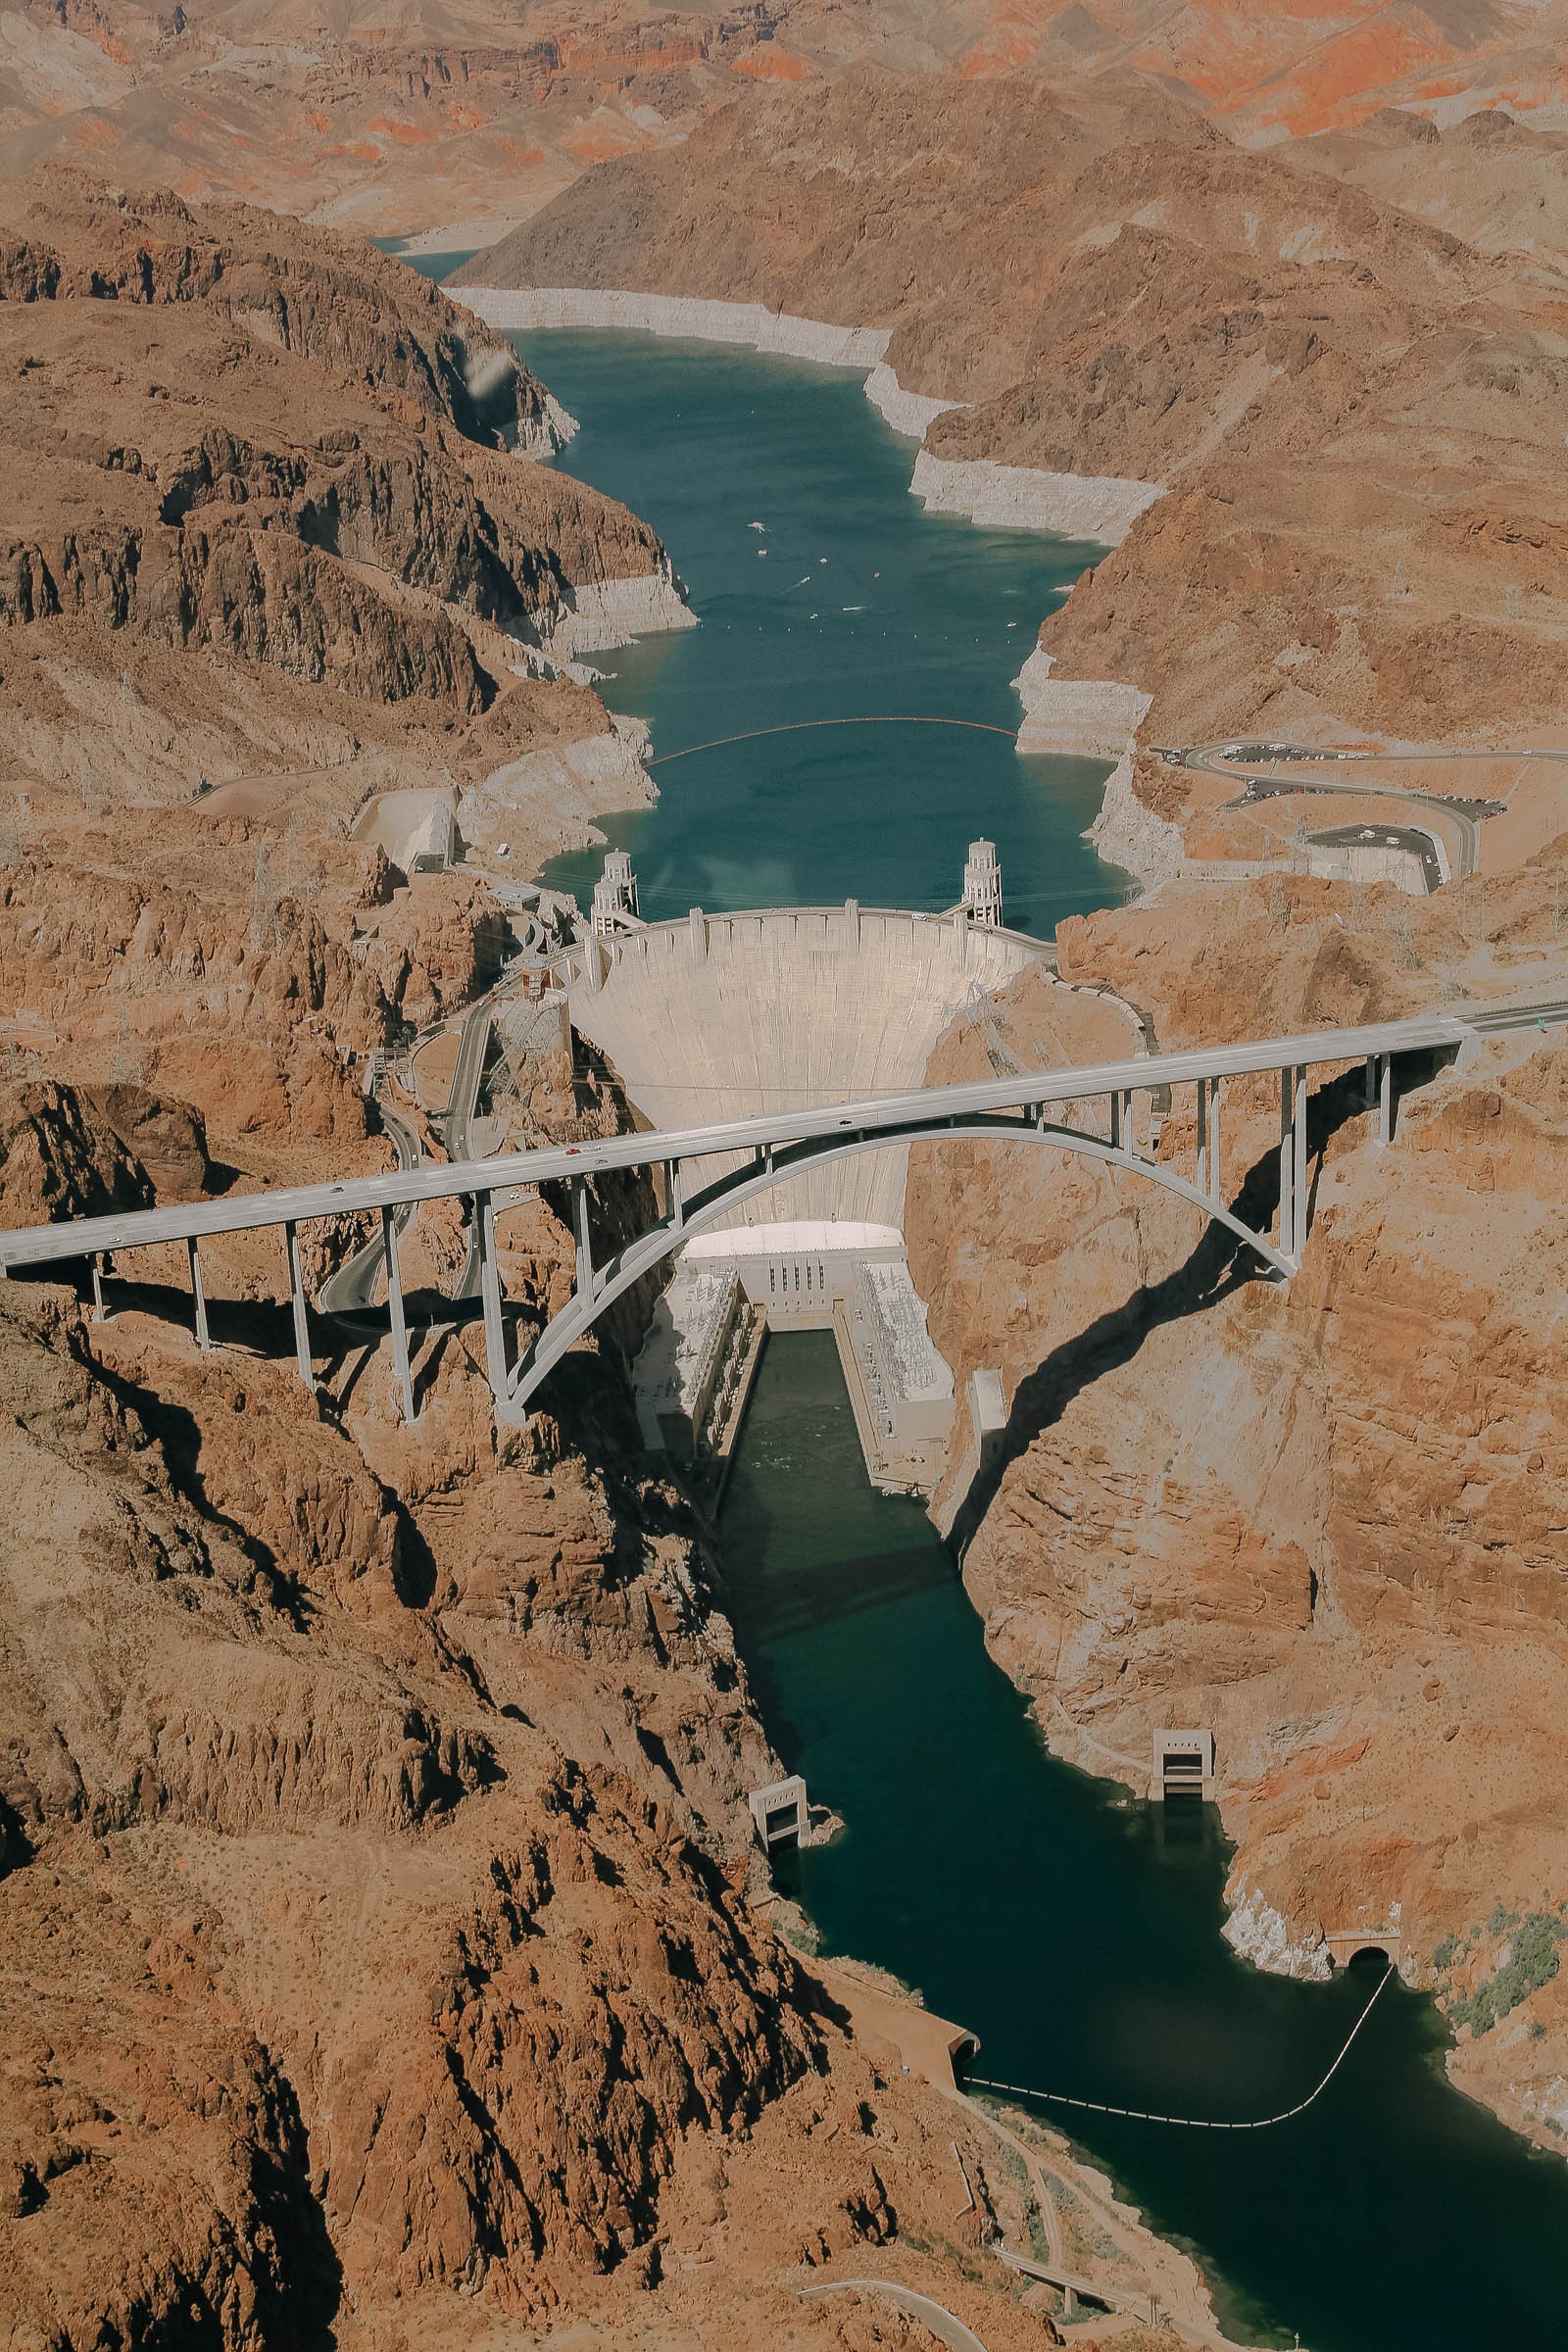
{"left": 966, "top": 1959, "right": 1395, "bottom": 2131}
{"left": 646, "top": 713, "right": 1023, "bottom": 767}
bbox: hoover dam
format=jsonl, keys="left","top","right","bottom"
{"left": 570, "top": 854, "right": 1048, "bottom": 1487}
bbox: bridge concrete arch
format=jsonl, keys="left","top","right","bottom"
{"left": 502, "top": 1112, "right": 1296, "bottom": 1415}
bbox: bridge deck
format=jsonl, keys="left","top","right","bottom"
{"left": 0, "top": 992, "right": 1561, "bottom": 1272}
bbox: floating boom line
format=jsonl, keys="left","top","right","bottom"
{"left": 966, "top": 1960, "right": 1395, "bottom": 2131}
{"left": 647, "top": 713, "right": 1023, "bottom": 766}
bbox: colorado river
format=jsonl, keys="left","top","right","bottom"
{"left": 498, "top": 322, "right": 1568, "bottom": 2348}
{"left": 722, "top": 1335, "right": 1568, "bottom": 2351}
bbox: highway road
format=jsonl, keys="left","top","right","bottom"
{"left": 1170, "top": 738, "right": 1568, "bottom": 881}
{"left": 4, "top": 989, "right": 1564, "bottom": 1275}
{"left": 318, "top": 1105, "right": 422, "bottom": 1317}
{"left": 442, "top": 997, "right": 493, "bottom": 1166}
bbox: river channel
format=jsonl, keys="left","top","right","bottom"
{"left": 489, "top": 318, "right": 1568, "bottom": 2348}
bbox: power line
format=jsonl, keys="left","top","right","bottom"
{"left": 967, "top": 1959, "right": 1394, "bottom": 2131}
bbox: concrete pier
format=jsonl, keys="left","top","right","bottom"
{"left": 749, "top": 1776, "right": 809, "bottom": 1848}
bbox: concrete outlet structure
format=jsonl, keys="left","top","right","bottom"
{"left": 749, "top": 1776, "right": 810, "bottom": 1849}
{"left": 1152, "top": 1730, "right": 1216, "bottom": 1802}
{"left": 1325, "top": 1926, "right": 1402, "bottom": 1970}
{"left": 591, "top": 849, "right": 641, "bottom": 935}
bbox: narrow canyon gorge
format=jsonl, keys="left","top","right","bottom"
{"left": 2, "top": 18, "right": 1568, "bottom": 2352}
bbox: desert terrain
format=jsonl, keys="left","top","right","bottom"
{"left": 5, "top": 0, "right": 1568, "bottom": 240}
{"left": 4, "top": 13, "right": 1568, "bottom": 2349}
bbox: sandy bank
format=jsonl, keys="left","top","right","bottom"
{"left": 1012, "top": 647, "right": 1152, "bottom": 761}
{"left": 914, "top": 450, "right": 1161, "bottom": 545}
{"left": 458, "top": 284, "right": 890, "bottom": 367}
{"left": 462, "top": 714, "right": 656, "bottom": 864}
{"left": 516, "top": 388, "right": 579, "bottom": 459}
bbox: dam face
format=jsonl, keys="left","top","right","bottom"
{"left": 571, "top": 899, "right": 1044, "bottom": 1226}
{"left": 568, "top": 862, "right": 1045, "bottom": 1491}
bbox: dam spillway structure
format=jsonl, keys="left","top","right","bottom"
{"left": 569, "top": 844, "right": 1042, "bottom": 1492}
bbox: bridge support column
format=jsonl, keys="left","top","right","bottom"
{"left": 1279, "top": 1070, "right": 1295, "bottom": 1258}
{"left": 474, "top": 1191, "right": 508, "bottom": 1400}
{"left": 187, "top": 1235, "right": 212, "bottom": 1351}
{"left": 1198, "top": 1078, "right": 1223, "bottom": 1205}
{"left": 1370, "top": 1052, "right": 1394, "bottom": 1146}
{"left": 90, "top": 1253, "right": 108, "bottom": 1323}
{"left": 1278, "top": 1066, "right": 1308, "bottom": 1260}
{"left": 283, "top": 1221, "right": 314, "bottom": 1391}
{"left": 382, "top": 1207, "right": 415, "bottom": 1425}
{"left": 571, "top": 1176, "right": 593, "bottom": 1300}
{"left": 663, "top": 1158, "right": 684, "bottom": 1231}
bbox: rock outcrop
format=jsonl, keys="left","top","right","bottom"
{"left": 0, "top": 170, "right": 681, "bottom": 859}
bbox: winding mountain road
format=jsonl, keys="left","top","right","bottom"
{"left": 318, "top": 1104, "right": 423, "bottom": 1317}
{"left": 1174, "top": 738, "right": 1568, "bottom": 883}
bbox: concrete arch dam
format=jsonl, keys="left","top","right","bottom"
{"left": 572, "top": 901, "right": 1050, "bottom": 1228}
{"left": 571, "top": 898, "right": 1056, "bottom": 1487}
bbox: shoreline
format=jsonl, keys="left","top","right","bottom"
{"left": 455, "top": 283, "right": 1162, "bottom": 543}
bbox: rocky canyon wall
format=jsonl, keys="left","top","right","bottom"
{"left": 4, "top": 0, "right": 1568, "bottom": 242}
{"left": 906, "top": 868, "right": 1568, "bottom": 2154}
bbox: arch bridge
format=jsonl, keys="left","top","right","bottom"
{"left": 0, "top": 993, "right": 1560, "bottom": 1426}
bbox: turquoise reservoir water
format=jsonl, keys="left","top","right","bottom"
{"left": 508, "top": 327, "right": 1124, "bottom": 934}
{"left": 722, "top": 1335, "right": 1568, "bottom": 2352}
{"left": 493, "top": 319, "right": 1568, "bottom": 2347}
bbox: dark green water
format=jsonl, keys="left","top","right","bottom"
{"left": 509, "top": 327, "right": 1125, "bottom": 934}
{"left": 721, "top": 1335, "right": 1568, "bottom": 2352}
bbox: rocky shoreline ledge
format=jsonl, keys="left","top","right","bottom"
{"left": 456, "top": 283, "right": 1161, "bottom": 545}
